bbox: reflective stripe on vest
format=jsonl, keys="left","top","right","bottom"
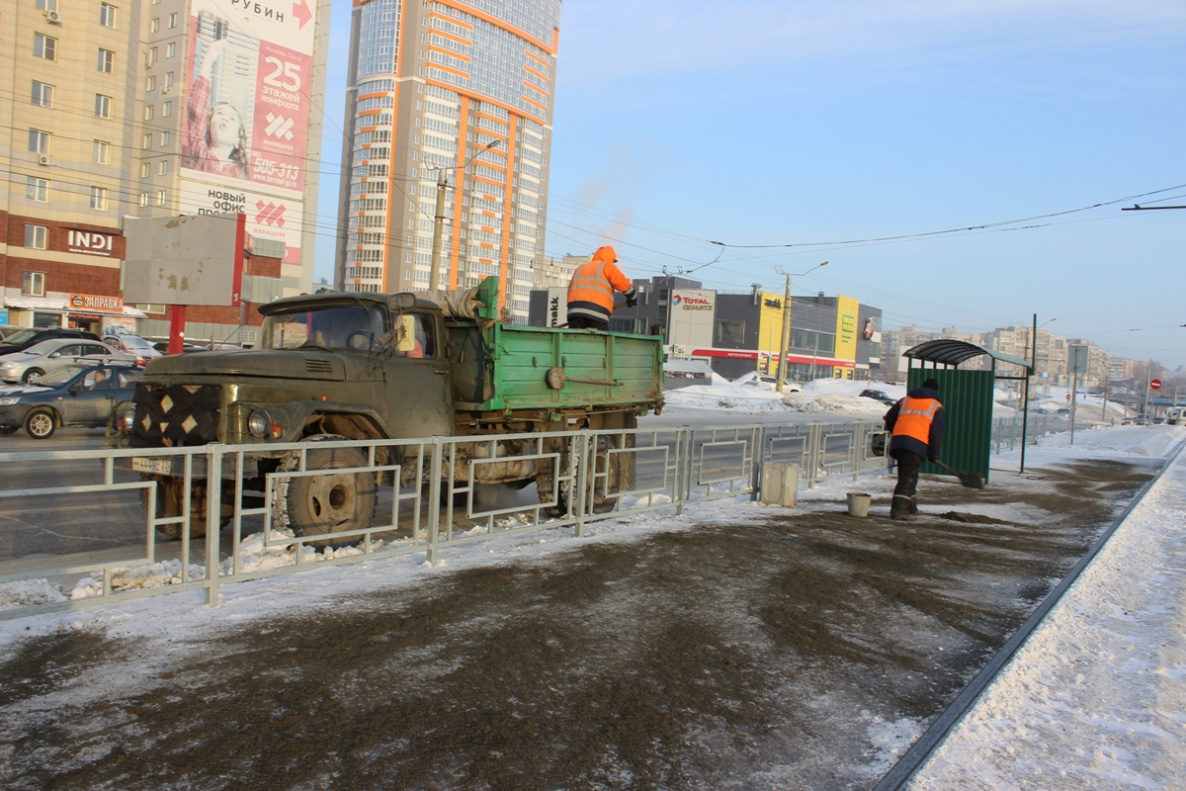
{"left": 892, "top": 396, "right": 939, "bottom": 444}
{"left": 568, "top": 261, "right": 614, "bottom": 311}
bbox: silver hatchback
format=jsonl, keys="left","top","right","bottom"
{"left": 0, "top": 338, "right": 138, "bottom": 384}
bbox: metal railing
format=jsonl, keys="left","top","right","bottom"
{"left": 0, "top": 415, "right": 1040, "bottom": 619}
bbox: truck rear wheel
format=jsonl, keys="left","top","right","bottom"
{"left": 539, "top": 434, "right": 626, "bottom": 517}
{"left": 273, "top": 436, "right": 376, "bottom": 547}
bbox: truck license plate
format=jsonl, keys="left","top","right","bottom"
{"left": 131, "top": 457, "right": 172, "bottom": 475}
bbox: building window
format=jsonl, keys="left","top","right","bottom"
{"left": 139, "top": 192, "right": 150, "bottom": 207}
{"left": 34, "top": 33, "right": 56, "bottom": 61}
{"left": 157, "top": 190, "right": 167, "bottom": 206}
{"left": 141, "top": 133, "right": 152, "bottom": 149}
{"left": 26, "top": 177, "right": 50, "bottom": 202}
{"left": 150, "top": 17, "right": 159, "bottom": 33}
{"left": 23, "top": 271, "right": 47, "bottom": 297}
{"left": 100, "top": 3, "right": 117, "bottom": 28}
{"left": 24, "top": 225, "right": 48, "bottom": 250}
{"left": 93, "top": 140, "right": 110, "bottom": 164}
{"left": 28, "top": 129, "right": 51, "bottom": 155}
{"left": 160, "top": 130, "right": 170, "bottom": 146}
{"left": 165, "top": 42, "right": 176, "bottom": 58}
{"left": 164, "top": 71, "right": 174, "bottom": 88}
{"left": 140, "top": 163, "right": 150, "bottom": 178}
{"left": 31, "top": 80, "right": 54, "bottom": 107}
{"left": 158, "top": 160, "right": 169, "bottom": 175}
{"left": 716, "top": 320, "right": 746, "bottom": 346}
{"left": 95, "top": 93, "right": 111, "bottom": 118}
{"left": 161, "top": 100, "right": 172, "bottom": 117}
{"left": 147, "top": 46, "right": 157, "bottom": 66}
{"left": 144, "top": 105, "right": 154, "bottom": 121}
{"left": 35, "top": 0, "right": 59, "bottom": 11}
{"left": 90, "top": 186, "right": 109, "bottom": 210}
{"left": 147, "top": 75, "right": 156, "bottom": 91}
{"left": 168, "top": 12, "right": 178, "bottom": 28}
{"left": 98, "top": 48, "right": 115, "bottom": 73}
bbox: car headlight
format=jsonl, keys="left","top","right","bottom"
{"left": 0, "top": 396, "right": 19, "bottom": 406}
{"left": 0, "top": 363, "right": 15, "bottom": 373}
{"left": 247, "top": 409, "right": 278, "bottom": 439}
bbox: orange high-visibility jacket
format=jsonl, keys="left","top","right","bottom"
{"left": 892, "top": 396, "right": 941, "bottom": 444}
{"left": 567, "top": 246, "right": 635, "bottom": 325}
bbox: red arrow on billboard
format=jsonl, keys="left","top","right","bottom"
{"left": 292, "top": 0, "right": 312, "bottom": 29}
{"left": 1151, "top": 378, "right": 1162, "bottom": 390}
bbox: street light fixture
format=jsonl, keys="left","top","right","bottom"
{"left": 425, "top": 139, "right": 501, "bottom": 291}
{"left": 775, "top": 261, "right": 828, "bottom": 393}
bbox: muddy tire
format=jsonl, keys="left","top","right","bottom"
{"left": 139, "top": 475, "right": 215, "bottom": 540}
{"left": 273, "top": 436, "right": 376, "bottom": 547}
{"left": 539, "top": 433, "right": 629, "bottom": 517}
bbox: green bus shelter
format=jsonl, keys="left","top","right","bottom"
{"left": 901, "top": 339, "right": 1033, "bottom": 486}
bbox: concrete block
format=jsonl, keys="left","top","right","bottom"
{"left": 761, "top": 463, "right": 798, "bottom": 507}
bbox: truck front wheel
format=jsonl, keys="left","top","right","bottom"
{"left": 273, "top": 436, "right": 377, "bottom": 546}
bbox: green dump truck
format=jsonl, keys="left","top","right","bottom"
{"left": 115, "top": 278, "right": 663, "bottom": 540}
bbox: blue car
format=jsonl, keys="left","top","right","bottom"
{"left": 0, "top": 363, "right": 142, "bottom": 439}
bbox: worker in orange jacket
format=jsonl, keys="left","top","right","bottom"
{"left": 566, "top": 245, "right": 637, "bottom": 330}
{"left": 882, "top": 378, "right": 945, "bottom": 520}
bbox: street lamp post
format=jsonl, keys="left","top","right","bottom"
{"left": 776, "top": 261, "right": 828, "bottom": 393}
{"left": 426, "top": 140, "right": 501, "bottom": 291}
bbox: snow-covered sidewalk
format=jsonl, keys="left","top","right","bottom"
{"left": 908, "top": 429, "right": 1186, "bottom": 790}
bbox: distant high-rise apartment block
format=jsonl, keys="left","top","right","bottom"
{"left": 1, "top": 0, "right": 330, "bottom": 338}
{"left": 336, "top": 0, "right": 562, "bottom": 323}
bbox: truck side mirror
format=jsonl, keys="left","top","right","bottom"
{"left": 387, "top": 293, "right": 416, "bottom": 313}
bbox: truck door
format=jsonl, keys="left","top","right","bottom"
{"left": 385, "top": 313, "right": 453, "bottom": 438}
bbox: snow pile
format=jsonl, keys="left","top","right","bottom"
{"left": 0, "top": 579, "right": 68, "bottom": 611}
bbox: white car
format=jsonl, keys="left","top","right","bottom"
{"left": 734, "top": 372, "right": 803, "bottom": 393}
{"left": 103, "top": 334, "right": 162, "bottom": 365}
{"left": 0, "top": 338, "right": 138, "bottom": 384}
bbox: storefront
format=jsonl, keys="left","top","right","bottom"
{"left": 3, "top": 294, "right": 145, "bottom": 333}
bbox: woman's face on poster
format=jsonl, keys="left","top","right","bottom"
{"left": 209, "top": 103, "right": 242, "bottom": 147}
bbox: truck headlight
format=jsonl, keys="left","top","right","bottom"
{"left": 115, "top": 403, "right": 136, "bottom": 434}
{"left": 247, "top": 409, "right": 272, "bottom": 438}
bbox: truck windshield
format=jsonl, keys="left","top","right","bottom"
{"left": 260, "top": 305, "right": 388, "bottom": 352}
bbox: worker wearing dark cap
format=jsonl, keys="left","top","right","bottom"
{"left": 883, "top": 378, "right": 945, "bottom": 520}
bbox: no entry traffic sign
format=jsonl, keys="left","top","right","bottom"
{"left": 1151, "top": 379, "right": 1162, "bottom": 390}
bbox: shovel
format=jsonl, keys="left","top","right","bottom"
{"left": 932, "top": 459, "right": 985, "bottom": 489}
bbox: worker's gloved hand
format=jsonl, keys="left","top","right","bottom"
{"left": 625, "top": 293, "right": 638, "bottom": 308}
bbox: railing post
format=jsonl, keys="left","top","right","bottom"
{"left": 751, "top": 426, "right": 766, "bottom": 501}
{"left": 574, "top": 430, "right": 590, "bottom": 536}
{"left": 426, "top": 438, "right": 442, "bottom": 565}
{"left": 205, "top": 445, "right": 223, "bottom": 607}
{"left": 806, "top": 423, "right": 822, "bottom": 488}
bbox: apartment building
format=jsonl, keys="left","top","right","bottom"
{"left": 335, "top": 0, "right": 562, "bottom": 324}
{"left": 1, "top": 0, "right": 330, "bottom": 337}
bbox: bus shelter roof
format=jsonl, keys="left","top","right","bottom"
{"left": 903, "top": 339, "right": 1033, "bottom": 373}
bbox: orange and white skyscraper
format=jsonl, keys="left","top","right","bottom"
{"left": 335, "top": 0, "right": 561, "bottom": 322}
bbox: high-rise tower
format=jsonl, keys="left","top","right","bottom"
{"left": 336, "top": 0, "right": 561, "bottom": 322}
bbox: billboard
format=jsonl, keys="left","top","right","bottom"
{"left": 123, "top": 214, "right": 246, "bottom": 307}
{"left": 179, "top": 0, "right": 316, "bottom": 264}
{"left": 669, "top": 289, "right": 715, "bottom": 349}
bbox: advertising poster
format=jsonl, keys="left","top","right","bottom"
{"left": 180, "top": 0, "right": 316, "bottom": 263}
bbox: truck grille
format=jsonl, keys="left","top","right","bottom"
{"left": 130, "top": 384, "right": 221, "bottom": 447}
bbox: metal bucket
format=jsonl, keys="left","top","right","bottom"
{"left": 846, "top": 492, "right": 872, "bottom": 518}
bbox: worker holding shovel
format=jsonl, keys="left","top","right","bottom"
{"left": 883, "top": 378, "right": 946, "bottom": 520}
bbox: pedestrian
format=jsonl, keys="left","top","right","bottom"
{"left": 882, "top": 378, "right": 945, "bottom": 520}
{"left": 566, "top": 245, "right": 637, "bottom": 330}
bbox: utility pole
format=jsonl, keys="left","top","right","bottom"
{"left": 775, "top": 261, "right": 828, "bottom": 393}
{"left": 427, "top": 140, "right": 501, "bottom": 291}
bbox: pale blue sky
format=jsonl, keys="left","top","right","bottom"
{"left": 314, "top": 1, "right": 1186, "bottom": 369}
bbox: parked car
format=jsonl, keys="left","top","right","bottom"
{"left": 103, "top": 334, "right": 162, "bottom": 365}
{"left": 0, "top": 327, "right": 102, "bottom": 357}
{"left": 733, "top": 372, "right": 803, "bottom": 393}
{"left": 151, "top": 341, "right": 205, "bottom": 354}
{"left": 0, "top": 324, "right": 23, "bottom": 341}
{"left": 859, "top": 389, "right": 897, "bottom": 405}
{"left": 0, "top": 338, "right": 138, "bottom": 384}
{"left": 0, "top": 363, "right": 142, "bottom": 439}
